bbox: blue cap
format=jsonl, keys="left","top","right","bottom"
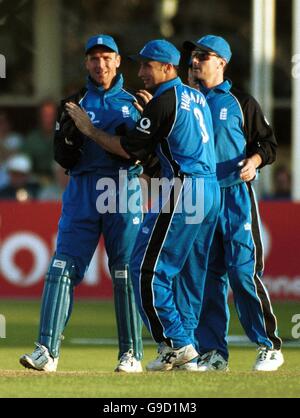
{"left": 183, "top": 35, "right": 232, "bottom": 63}
{"left": 129, "top": 39, "right": 180, "bottom": 65}
{"left": 85, "top": 34, "right": 119, "bottom": 54}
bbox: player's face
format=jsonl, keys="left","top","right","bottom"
{"left": 191, "top": 50, "right": 225, "bottom": 84}
{"left": 86, "top": 46, "right": 121, "bottom": 90}
{"left": 138, "top": 61, "right": 168, "bottom": 89}
{"left": 187, "top": 67, "right": 199, "bottom": 89}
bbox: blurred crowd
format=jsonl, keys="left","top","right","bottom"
{"left": 0, "top": 100, "right": 292, "bottom": 203}
{"left": 0, "top": 101, "right": 69, "bottom": 202}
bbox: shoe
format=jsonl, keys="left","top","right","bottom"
{"left": 19, "top": 343, "right": 58, "bottom": 372}
{"left": 253, "top": 346, "right": 284, "bottom": 371}
{"left": 115, "top": 350, "right": 143, "bottom": 373}
{"left": 146, "top": 343, "right": 198, "bottom": 372}
{"left": 197, "top": 350, "right": 229, "bottom": 372}
{"left": 175, "top": 361, "right": 198, "bottom": 371}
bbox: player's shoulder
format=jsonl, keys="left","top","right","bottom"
{"left": 114, "top": 87, "right": 144, "bottom": 111}
{"left": 61, "top": 86, "right": 88, "bottom": 106}
{"left": 230, "top": 86, "right": 259, "bottom": 108}
{"left": 118, "top": 87, "right": 139, "bottom": 103}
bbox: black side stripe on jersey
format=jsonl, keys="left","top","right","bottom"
{"left": 247, "top": 183, "right": 282, "bottom": 350}
{"left": 161, "top": 138, "right": 181, "bottom": 177}
{"left": 139, "top": 174, "right": 185, "bottom": 345}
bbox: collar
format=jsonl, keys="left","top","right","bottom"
{"left": 86, "top": 74, "right": 124, "bottom": 97}
{"left": 199, "top": 79, "right": 232, "bottom": 96}
{"left": 153, "top": 76, "right": 182, "bottom": 99}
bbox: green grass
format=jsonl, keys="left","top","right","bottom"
{"left": 0, "top": 300, "right": 299, "bottom": 398}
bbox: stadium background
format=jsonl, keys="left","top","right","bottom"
{"left": 0, "top": 1, "right": 299, "bottom": 317}
{"left": 0, "top": 1, "right": 300, "bottom": 399}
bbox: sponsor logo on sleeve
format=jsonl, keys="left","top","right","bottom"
{"left": 136, "top": 118, "right": 151, "bottom": 134}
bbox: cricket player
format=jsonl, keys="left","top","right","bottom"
{"left": 66, "top": 39, "right": 221, "bottom": 371}
{"left": 176, "top": 34, "right": 283, "bottom": 372}
{"left": 20, "top": 34, "right": 144, "bottom": 373}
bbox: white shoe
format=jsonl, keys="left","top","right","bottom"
{"left": 146, "top": 343, "right": 198, "bottom": 372}
{"left": 175, "top": 361, "right": 198, "bottom": 371}
{"left": 197, "top": 350, "right": 229, "bottom": 372}
{"left": 115, "top": 350, "right": 143, "bottom": 373}
{"left": 20, "top": 343, "right": 58, "bottom": 372}
{"left": 253, "top": 346, "right": 284, "bottom": 371}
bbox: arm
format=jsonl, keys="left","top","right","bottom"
{"left": 67, "top": 91, "right": 175, "bottom": 164}
{"left": 65, "top": 102, "right": 130, "bottom": 159}
{"left": 239, "top": 153, "right": 262, "bottom": 182}
{"left": 242, "top": 94, "right": 277, "bottom": 167}
{"left": 233, "top": 90, "right": 277, "bottom": 181}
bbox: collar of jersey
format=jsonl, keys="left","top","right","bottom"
{"left": 86, "top": 74, "right": 124, "bottom": 97}
{"left": 200, "top": 79, "right": 232, "bottom": 96}
{"left": 153, "top": 76, "right": 181, "bottom": 99}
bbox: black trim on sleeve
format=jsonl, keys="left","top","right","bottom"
{"left": 120, "top": 88, "right": 176, "bottom": 163}
{"left": 231, "top": 88, "right": 277, "bottom": 168}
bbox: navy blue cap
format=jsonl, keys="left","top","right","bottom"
{"left": 85, "top": 34, "right": 119, "bottom": 54}
{"left": 129, "top": 39, "right": 180, "bottom": 65}
{"left": 183, "top": 35, "right": 232, "bottom": 63}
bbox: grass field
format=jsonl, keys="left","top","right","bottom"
{"left": 0, "top": 300, "right": 299, "bottom": 398}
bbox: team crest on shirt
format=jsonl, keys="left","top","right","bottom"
{"left": 122, "top": 106, "right": 130, "bottom": 118}
{"left": 220, "top": 108, "right": 228, "bottom": 120}
{"left": 244, "top": 223, "right": 252, "bottom": 231}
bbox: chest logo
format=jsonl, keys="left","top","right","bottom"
{"left": 122, "top": 106, "right": 130, "bottom": 118}
{"left": 86, "top": 111, "right": 100, "bottom": 124}
{"left": 244, "top": 223, "right": 252, "bottom": 231}
{"left": 220, "top": 108, "right": 228, "bottom": 120}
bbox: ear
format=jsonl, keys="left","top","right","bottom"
{"left": 219, "top": 58, "right": 226, "bottom": 70}
{"left": 163, "top": 63, "right": 172, "bottom": 73}
{"left": 116, "top": 54, "right": 121, "bottom": 69}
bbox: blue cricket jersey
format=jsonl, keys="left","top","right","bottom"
{"left": 69, "top": 74, "right": 141, "bottom": 177}
{"left": 121, "top": 77, "right": 216, "bottom": 179}
{"left": 200, "top": 79, "right": 277, "bottom": 187}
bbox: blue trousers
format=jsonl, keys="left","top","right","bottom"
{"left": 130, "top": 175, "right": 220, "bottom": 348}
{"left": 175, "top": 182, "right": 282, "bottom": 359}
{"left": 57, "top": 172, "right": 142, "bottom": 282}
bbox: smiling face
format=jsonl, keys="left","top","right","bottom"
{"left": 191, "top": 50, "right": 226, "bottom": 88}
{"left": 85, "top": 46, "right": 121, "bottom": 90}
{"left": 137, "top": 60, "right": 171, "bottom": 89}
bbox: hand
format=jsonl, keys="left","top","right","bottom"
{"left": 65, "top": 102, "right": 94, "bottom": 137}
{"left": 239, "top": 154, "right": 262, "bottom": 182}
{"left": 134, "top": 90, "right": 153, "bottom": 113}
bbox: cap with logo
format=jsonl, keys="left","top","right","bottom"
{"left": 129, "top": 39, "right": 180, "bottom": 65}
{"left": 183, "top": 35, "right": 232, "bottom": 63}
{"left": 85, "top": 34, "right": 119, "bottom": 54}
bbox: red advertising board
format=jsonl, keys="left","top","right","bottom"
{"left": 0, "top": 201, "right": 299, "bottom": 300}
{"left": 0, "top": 202, "right": 113, "bottom": 299}
{"left": 259, "top": 202, "right": 300, "bottom": 300}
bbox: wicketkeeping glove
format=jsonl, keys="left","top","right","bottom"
{"left": 59, "top": 109, "right": 84, "bottom": 149}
